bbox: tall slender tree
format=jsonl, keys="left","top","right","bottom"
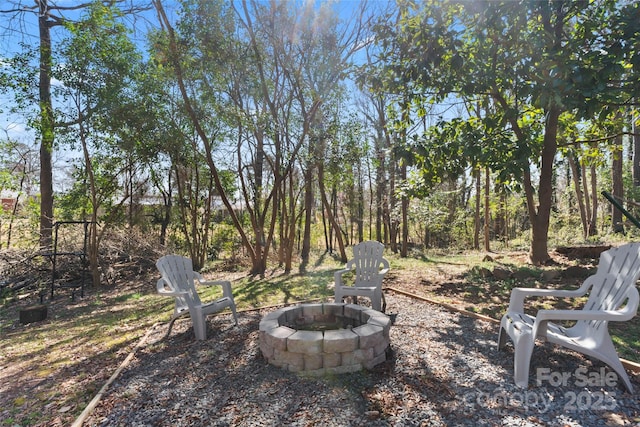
{"left": 56, "top": 2, "right": 145, "bottom": 284}
{"left": 1, "top": 0, "right": 150, "bottom": 250}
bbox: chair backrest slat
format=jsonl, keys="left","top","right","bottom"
{"left": 156, "top": 255, "right": 203, "bottom": 310}
{"left": 584, "top": 243, "right": 640, "bottom": 330}
{"left": 352, "top": 241, "right": 387, "bottom": 285}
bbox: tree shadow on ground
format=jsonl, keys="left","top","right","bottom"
{"left": 83, "top": 293, "right": 640, "bottom": 426}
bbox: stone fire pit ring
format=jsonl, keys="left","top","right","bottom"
{"left": 259, "top": 303, "right": 391, "bottom": 375}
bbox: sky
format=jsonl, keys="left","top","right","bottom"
{"left": 0, "top": 0, "right": 182, "bottom": 195}
{"left": 0, "top": 0, "right": 370, "bottom": 143}
{"left": 0, "top": 0, "right": 187, "bottom": 143}
{"left": 0, "top": 0, "right": 378, "bottom": 195}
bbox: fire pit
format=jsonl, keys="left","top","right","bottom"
{"left": 259, "top": 303, "right": 391, "bottom": 375}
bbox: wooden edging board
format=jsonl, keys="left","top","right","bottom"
{"left": 71, "top": 323, "right": 159, "bottom": 427}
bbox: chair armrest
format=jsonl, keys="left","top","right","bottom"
{"left": 536, "top": 308, "right": 635, "bottom": 323}
{"left": 199, "top": 279, "right": 235, "bottom": 300}
{"left": 379, "top": 268, "right": 389, "bottom": 276}
{"left": 508, "top": 280, "right": 593, "bottom": 313}
{"left": 532, "top": 307, "right": 636, "bottom": 340}
{"left": 334, "top": 268, "right": 352, "bottom": 287}
{"left": 156, "top": 278, "right": 188, "bottom": 297}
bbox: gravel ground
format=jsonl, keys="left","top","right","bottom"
{"left": 82, "top": 292, "right": 640, "bottom": 426}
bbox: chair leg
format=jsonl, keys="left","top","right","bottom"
{"left": 230, "top": 305, "right": 239, "bottom": 326}
{"left": 606, "top": 357, "right": 634, "bottom": 393}
{"left": 513, "top": 337, "right": 535, "bottom": 388}
{"left": 191, "top": 307, "right": 206, "bottom": 340}
{"left": 596, "top": 338, "right": 634, "bottom": 393}
{"left": 372, "top": 290, "right": 382, "bottom": 311}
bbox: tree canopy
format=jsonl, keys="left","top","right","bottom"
{"left": 370, "top": 0, "right": 640, "bottom": 263}
{"left": 0, "top": 0, "right": 639, "bottom": 271}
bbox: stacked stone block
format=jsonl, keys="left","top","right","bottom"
{"left": 259, "top": 303, "right": 391, "bottom": 375}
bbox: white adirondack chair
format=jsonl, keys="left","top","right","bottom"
{"left": 498, "top": 243, "right": 640, "bottom": 392}
{"left": 156, "top": 255, "right": 238, "bottom": 340}
{"left": 334, "top": 240, "right": 389, "bottom": 312}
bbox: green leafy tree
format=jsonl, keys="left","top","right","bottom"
{"left": 0, "top": 0, "right": 150, "bottom": 250}
{"left": 153, "top": 0, "right": 367, "bottom": 273}
{"left": 55, "top": 2, "right": 143, "bottom": 285}
{"left": 372, "top": 0, "right": 639, "bottom": 264}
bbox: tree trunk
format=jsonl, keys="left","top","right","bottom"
{"left": 159, "top": 174, "right": 171, "bottom": 246}
{"left": 375, "top": 148, "right": 385, "bottom": 243}
{"left": 367, "top": 153, "right": 374, "bottom": 241}
{"left": 38, "top": 0, "right": 55, "bottom": 251}
{"left": 499, "top": 190, "right": 508, "bottom": 246}
{"left": 633, "top": 113, "right": 640, "bottom": 188}
{"left": 283, "top": 173, "right": 297, "bottom": 273}
{"left": 155, "top": 0, "right": 259, "bottom": 272}
{"left": 399, "top": 96, "right": 409, "bottom": 257}
{"left": 300, "top": 161, "right": 313, "bottom": 268}
{"left": 568, "top": 153, "right": 588, "bottom": 238}
{"left": 400, "top": 161, "right": 408, "bottom": 257}
{"left": 484, "top": 166, "right": 490, "bottom": 252}
{"left": 287, "top": 176, "right": 297, "bottom": 273}
{"left": 580, "top": 157, "right": 594, "bottom": 235}
{"left": 589, "top": 161, "right": 598, "bottom": 235}
{"left": 382, "top": 128, "right": 392, "bottom": 246}
{"left": 356, "top": 169, "right": 364, "bottom": 243}
{"left": 278, "top": 182, "right": 286, "bottom": 267}
{"left": 612, "top": 133, "right": 624, "bottom": 233}
{"left": 473, "top": 167, "right": 480, "bottom": 250}
{"left": 389, "top": 157, "right": 398, "bottom": 253}
{"left": 78, "top": 113, "right": 101, "bottom": 287}
{"left": 6, "top": 158, "right": 27, "bottom": 248}
{"left": 318, "top": 163, "right": 347, "bottom": 262}
{"left": 526, "top": 106, "right": 560, "bottom": 265}
{"left": 347, "top": 178, "right": 355, "bottom": 243}
{"left": 321, "top": 196, "right": 330, "bottom": 253}
{"left": 633, "top": 114, "right": 640, "bottom": 221}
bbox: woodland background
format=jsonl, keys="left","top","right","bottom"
{"left": 0, "top": 0, "right": 639, "bottom": 281}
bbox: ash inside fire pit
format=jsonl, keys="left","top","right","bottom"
{"left": 259, "top": 303, "right": 391, "bottom": 375}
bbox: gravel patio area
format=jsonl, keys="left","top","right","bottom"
{"left": 81, "top": 292, "right": 640, "bottom": 426}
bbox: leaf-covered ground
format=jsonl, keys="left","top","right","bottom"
{"left": 1, "top": 244, "right": 638, "bottom": 426}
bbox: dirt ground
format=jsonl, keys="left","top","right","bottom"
{"left": 0, "top": 245, "right": 617, "bottom": 426}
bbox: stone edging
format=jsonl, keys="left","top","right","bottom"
{"left": 259, "top": 303, "right": 391, "bottom": 375}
